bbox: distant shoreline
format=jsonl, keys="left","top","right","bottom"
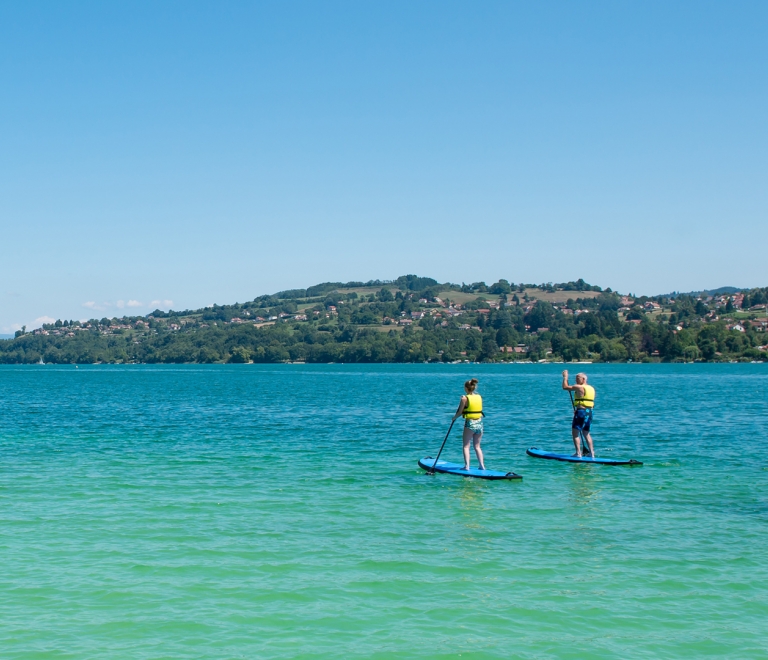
{"left": 2, "top": 276, "right": 767, "bottom": 364}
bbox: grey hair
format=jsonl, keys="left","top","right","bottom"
{"left": 576, "top": 372, "right": 587, "bottom": 381}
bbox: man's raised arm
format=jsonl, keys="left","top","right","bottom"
{"left": 562, "top": 370, "right": 583, "bottom": 395}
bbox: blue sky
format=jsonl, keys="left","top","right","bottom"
{"left": 1, "top": 1, "right": 767, "bottom": 332}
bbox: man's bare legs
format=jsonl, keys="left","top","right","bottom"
{"left": 571, "top": 428, "right": 594, "bottom": 457}
{"left": 462, "top": 427, "right": 486, "bottom": 470}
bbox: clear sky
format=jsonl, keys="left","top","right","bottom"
{"left": 1, "top": 1, "right": 767, "bottom": 332}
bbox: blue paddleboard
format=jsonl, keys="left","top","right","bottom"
{"left": 419, "top": 457, "right": 522, "bottom": 480}
{"left": 526, "top": 447, "right": 642, "bottom": 466}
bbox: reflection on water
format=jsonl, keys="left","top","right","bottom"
{"left": 458, "top": 479, "right": 488, "bottom": 514}
{"left": 566, "top": 465, "right": 604, "bottom": 508}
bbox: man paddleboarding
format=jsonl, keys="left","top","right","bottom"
{"left": 452, "top": 378, "right": 486, "bottom": 471}
{"left": 562, "top": 370, "right": 595, "bottom": 457}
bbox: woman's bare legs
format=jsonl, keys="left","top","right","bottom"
{"left": 462, "top": 427, "right": 472, "bottom": 468}
{"left": 473, "top": 434, "right": 485, "bottom": 470}
{"left": 462, "top": 428, "right": 485, "bottom": 470}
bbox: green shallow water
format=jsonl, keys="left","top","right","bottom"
{"left": 1, "top": 363, "right": 767, "bottom": 658}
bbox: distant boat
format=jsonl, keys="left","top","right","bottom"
{"left": 37, "top": 357, "right": 45, "bottom": 365}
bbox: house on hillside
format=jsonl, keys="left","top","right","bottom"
{"left": 501, "top": 344, "right": 529, "bottom": 354}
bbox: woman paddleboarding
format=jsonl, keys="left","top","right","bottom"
{"left": 452, "top": 378, "right": 486, "bottom": 471}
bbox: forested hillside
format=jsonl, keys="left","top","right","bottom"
{"left": 2, "top": 275, "right": 767, "bottom": 364}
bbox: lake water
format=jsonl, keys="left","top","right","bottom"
{"left": 1, "top": 364, "right": 766, "bottom": 658}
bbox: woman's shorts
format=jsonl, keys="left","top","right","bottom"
{"left": 464, "top": 418, "right": 484, "bottom": 435}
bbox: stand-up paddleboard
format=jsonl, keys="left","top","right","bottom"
{"left": 526, "top": 447, "right": 642, "bottom": 466}
{"left": 419, "top": 457, "right": 522, "bottom": 480}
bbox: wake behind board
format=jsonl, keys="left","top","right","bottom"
{"left": 419, "top": 457, "right": 522, "bottom": 480}
{"left": 526, "top": 447, "right": 642, "bottom": 466}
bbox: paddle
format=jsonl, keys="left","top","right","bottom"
{"left": 428, "top": 417, "right": 457, "bottom": 474}
{"left": 568, "top": 390, "right": 590, "bottom": 457}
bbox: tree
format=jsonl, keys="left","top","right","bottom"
{"left": 229, "top": 346, "right": 251, "bottom": 363}
{"left": 600, "top": 340, "right": 628, "bottom": 361}
{"left": 579, "top": 313, "right": 601, "bottom": 337}
{"left": 480, "top": 337, "right": 499, "bottom": 361}
{"left": 496, "top": 327, "right": 516, "bottom": 347}
{"left": 525, "top": 301, "right": 554, "bottom": 331}
{"left": 699, "top": 341, "right": 717, "bottom": 360}
{"left": 489, "top": 279, "right": 512, "bottom": 294}
{"left": 683, "top": 345, "right": 700, "bottom": 361}
{"left": 378, "top": 287, "right": 394, "bottom": 302}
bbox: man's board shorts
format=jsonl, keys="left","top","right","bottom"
{"left": 572, "top": 408, "right": 593, "bottom": 433}
{"left": 464, "top": 418, "right": 483, "bottom": 435}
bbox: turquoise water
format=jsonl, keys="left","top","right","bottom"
{"left": 1, "top": 364, "right": 767, "bottom": 659}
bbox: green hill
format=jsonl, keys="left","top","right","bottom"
{"left": 2, "top": 277, "right": 766, "bottom": 364}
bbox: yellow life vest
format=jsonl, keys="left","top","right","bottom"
{"left": 574, "top": 384, "right": 595, "bottom": 408}
{"left": 463, "top": 393, "right": 483, "bottom": 419}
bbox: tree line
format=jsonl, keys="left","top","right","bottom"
{"left": 1, "top": 279, "right": 766, "bottom": 364}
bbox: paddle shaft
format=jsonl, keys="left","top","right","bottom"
{"left": 429, "top": 417, "right": 457, "bottom": 474}
{"left": 568, "top": 390, "right": 589, "bottom": 456}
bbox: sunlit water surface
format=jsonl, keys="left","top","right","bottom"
{"left": 1, "top": 364, "right": 766, "bottom": 658}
